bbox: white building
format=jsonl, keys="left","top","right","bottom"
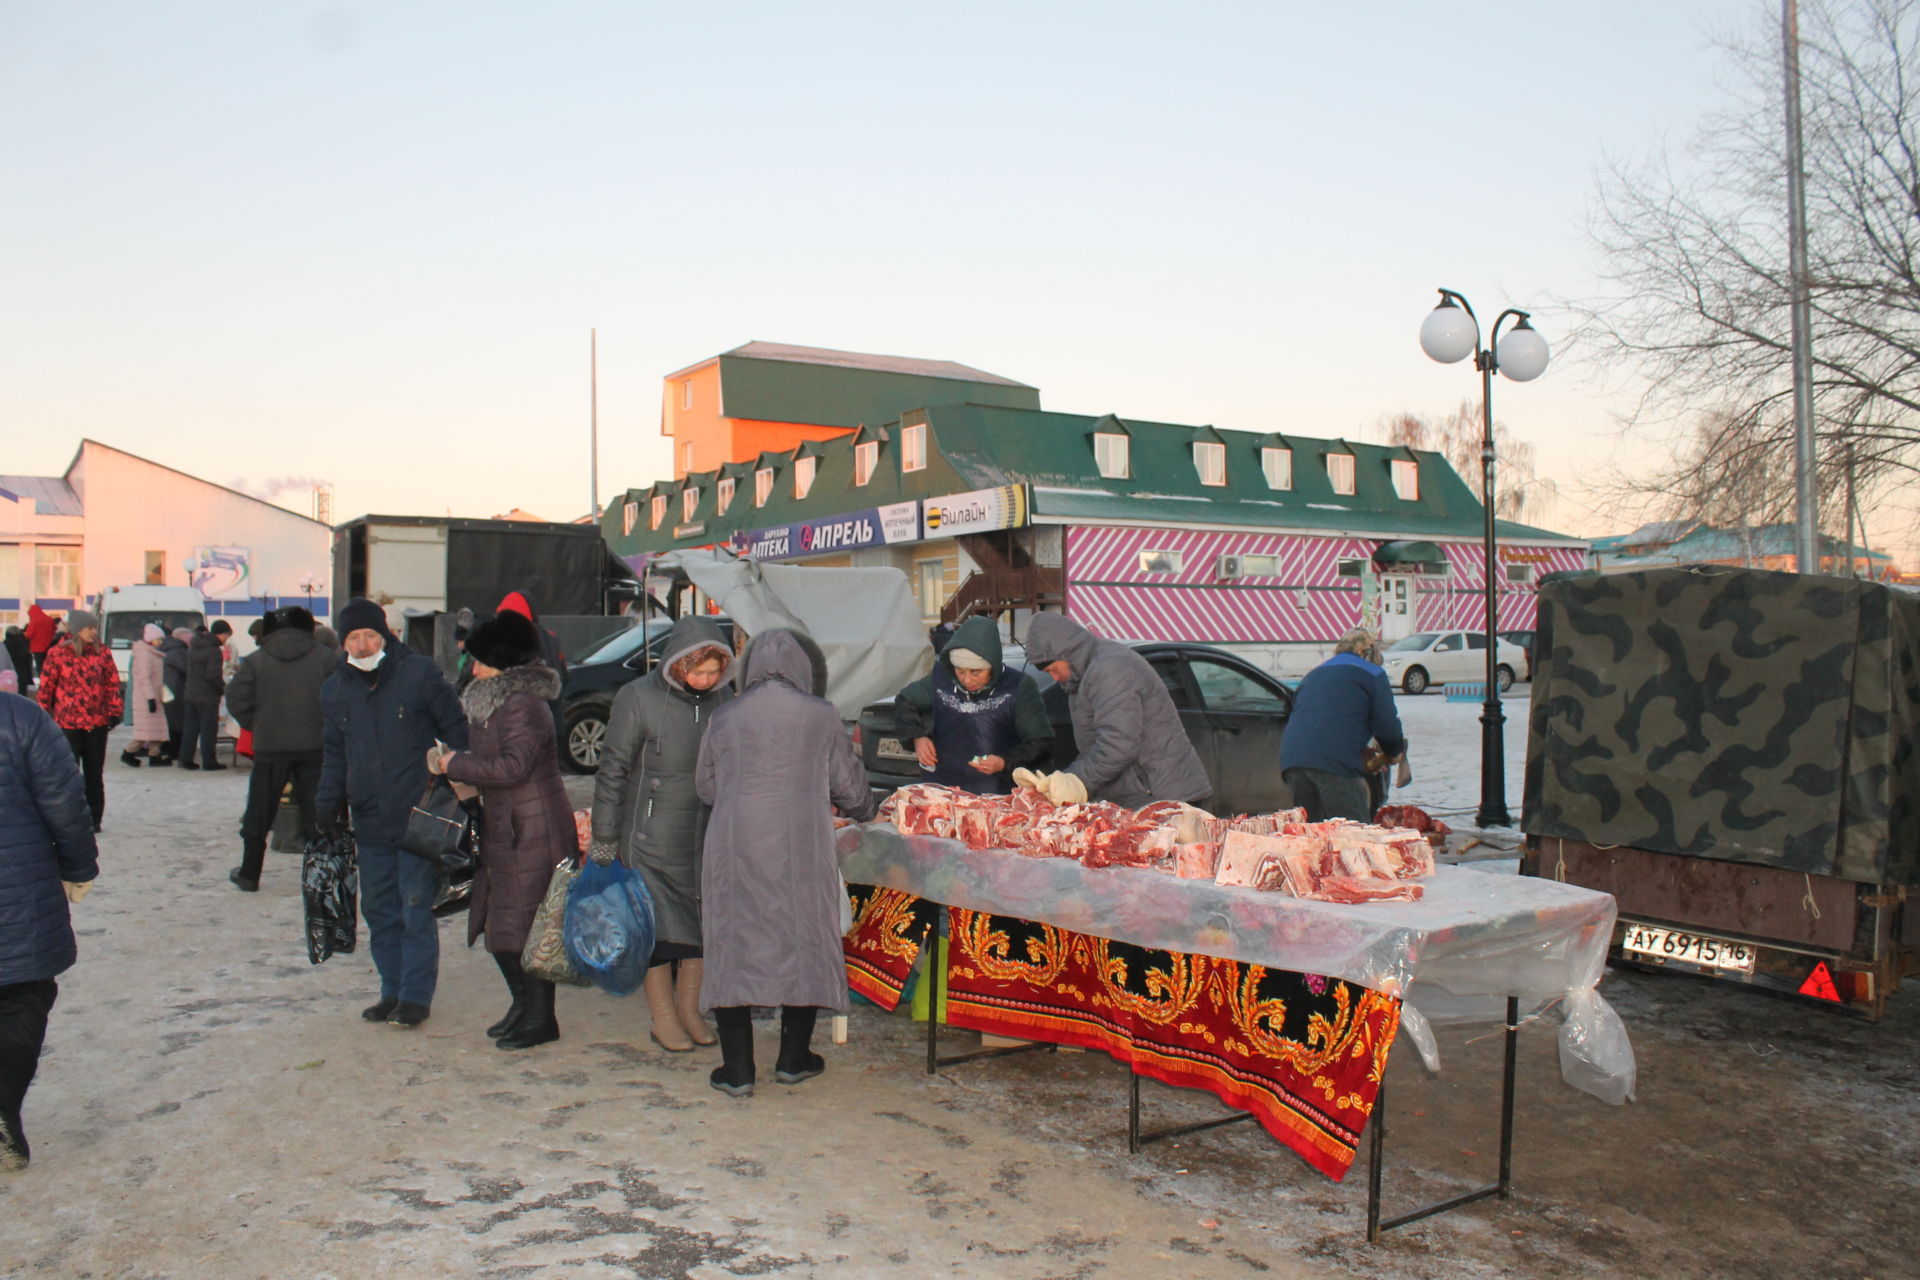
{"left": 0, "top": 440, "right": 332, "bottom": 631}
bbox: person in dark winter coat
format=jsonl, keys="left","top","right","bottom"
{"left": 0, "top": 692, "right": 100, "bottom": 1169}
{"left": 316, "top": 598, "right": 467, "bottom": 1029}
{"left": 439, "top": 611, "right": 576, "bottom": 1050}
{"left": 1018, "top": 613, "right": 1210, "bottom": 809}
{"left": 35, "top": 612, "right": 122, "bottom": 833}
{"left": 178, "top": 621, "right": 231, "bottom": 771}
{"left": 696, "top": 629, "right": 875, "bottom": 1097}
{"left": 224, "top": 607, "right": 334, "bottom": 891}
{"left": 159, "top": 628, "right": 191, "bottom": 763}
{"left": 1279, "top": 628, "right": 1407, "bottom": 822}
{"left": 3, "top": 628, "right": 30, "bottom": 691}
{"left": 590, "top": 616, "right": 734, "bottom": 1053}
{"left": 493, "top": 590, "right": 569, "bottom": 739}
{"left": 892, "top": 615, "right": 1052, "bottom": 796}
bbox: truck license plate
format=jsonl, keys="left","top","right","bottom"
{"left": 1620, "top": 923, "right": 1756, "bottom": 974}
{"left": 877, "top": 737, "right": 916, "bottom": 762}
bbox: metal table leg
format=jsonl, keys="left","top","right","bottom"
{"left": 922, "top": 914, "right": 1054, "bottom": 1073}
{"left": 1127, "top": 1071, "right": 1256, "bottom": 1155}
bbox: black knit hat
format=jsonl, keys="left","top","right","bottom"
{"left": 465, "top": 610, "right": 543, "bottom": 670}
{"left": 336, "top": 598, "right": 393, "bottom": 641}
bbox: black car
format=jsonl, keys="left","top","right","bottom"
{"left": 1498, "top": 629, "right": 1536, "bottom": 680}
{"left": 558, "top": 616, "right": 736, "bottom": 773}
{"left": 854, "top": 641, "right": 1295, "bottom": 815}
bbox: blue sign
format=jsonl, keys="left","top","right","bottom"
{"left": 732, "top": 501, "right": 920, "bottom": 560}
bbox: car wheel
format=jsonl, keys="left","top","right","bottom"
{"left": 1402, "top": 666, "right": 1430, "bottom": 695}
{"left": 1496, "top": 664, "right": 1515, "bottom": 693}
{"left": 564, "top": 704, "right": 609, "bottom": 774}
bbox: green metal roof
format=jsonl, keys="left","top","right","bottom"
{"left": 715, "top": 350, "right": 1039, "bottom": 429}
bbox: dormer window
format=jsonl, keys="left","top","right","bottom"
{"left": 682, "top": 487, "right": 700, "bottom": 522}
{"left": 717, "top": 477, "right": 736, "bottom": 514}
{"left": 1193, "top": 441, "right": 1226, "bottom": 486}
{"left": 622, "top": 500, "right": 639, "bottom": 536}
{"left": 1391, "top": 459, "right": 1419, "bottom": 501}
{"left": 901, "top": 423, "right": 927, "bottom": 472}
{"left": 794, "top": 455, "right": 817, "bottom": 500}
{"left": 1261, "top": 447, "right": 1292, "bottom": 491}
{"left": 853, "top": 440, "right": 879, "bottom": 486}
{"left": 649, "top": 495, "right": 667, "bottom": 530}
{"left": 1326, "top": 452, "right": 1356, "bottom": 496}
{"left": 755, "top": 468, "right": 774, "bottom": 507}
{"left": 1094, "top": 433, "right": 1130, "bottom": 479}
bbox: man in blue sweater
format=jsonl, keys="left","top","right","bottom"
{"left": 1279, "top": 628, "right": 1406, "bottom": 822}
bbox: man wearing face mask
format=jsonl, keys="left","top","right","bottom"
{"left": 316, "top": 598, "right": 467, "bottom": 1029}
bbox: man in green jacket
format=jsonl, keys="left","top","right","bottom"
{"left": 893, "top": 616, "right": 1052, "bottom": 796}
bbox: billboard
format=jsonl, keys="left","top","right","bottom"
{"left": 190, "top": 546, "right": 251, "bottom": 600}
{"left": 921, "top": 485, "right": 1027, "bottom": 539}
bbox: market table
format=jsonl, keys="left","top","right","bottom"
{"left": 837, "top": 823, "right": 1636, "bottom": 1233}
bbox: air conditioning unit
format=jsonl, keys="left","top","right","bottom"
{"left": 1218, "top": 555, "right": 1247, "bottom": 579}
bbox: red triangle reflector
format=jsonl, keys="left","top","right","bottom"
{"left": 1798, "top": 962, "right": 1841, "bottom": 1002}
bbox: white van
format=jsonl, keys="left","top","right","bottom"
{"left": 95, "top": 585, "right": 208, "bottom": 685}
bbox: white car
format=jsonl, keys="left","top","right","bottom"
{"left": 1379, "top": 629, "right": 1527, "bottom": 695}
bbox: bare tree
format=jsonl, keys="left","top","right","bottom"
{"left": 1574, "top": 0, "right": 1920, "bottom": 527}
{"left": 1380, "top": 399, "right": 1556, "bottom": 522}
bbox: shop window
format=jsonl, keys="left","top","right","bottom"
{"left": 1261, "top": 448, "right": 1292, "bottom": 490}
{"left": 1138, "top": 549, "right": 1182, "bottom": 575}
{"left": 1336, "top": 558, "right": 1365, "bottom": 577}
{"left": 1327, "top": 453, "right": 1356, "bottom": 495}
{"left": 1506, "top": 563, "right": 1535, "bottom": 583}
{"left": 1193, "top": 441, "right": 1226, "bottom": 486}
{"left": 917, "top": 559, "right": 948, "bottom": 619}
{"left": 901, "top": 423, "right": 927, "bottom": 473}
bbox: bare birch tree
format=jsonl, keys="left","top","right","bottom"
{"left": 1379, "top": 399, "right": 1556, "bottom": 522}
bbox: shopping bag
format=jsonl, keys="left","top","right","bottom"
{"left": 301, "top": 831, "right": 358, "bottom": 964}
{"left": 400, "top": 778, "right": 475, "bottom": 877}
{"left": 236, "top": 728, "right": 254, "bottom": 758}
{"left": 561, "top": 855, "right": 656, "bottom": 997}
{"left": 522, "top": 858, "right": 590, "bottom": 986}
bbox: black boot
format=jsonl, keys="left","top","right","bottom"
{"left": 496, "top": 978, "right": 557, "bottom": 1050}
{"left": 490, "top": 952, "right": 529, "bottom": 1039}
{"left": 710, "top": 1007, "right": 755, "bottom": 1096}
{"left": 774, "top": 1006, "right": 824, "bottom": 1085}
{"left": 119, "top": 749, "right": 142, "bottom": 768}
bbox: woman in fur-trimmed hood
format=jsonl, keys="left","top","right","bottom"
{"left": 437, "top": 610, "right": 577, "bottom": 1050}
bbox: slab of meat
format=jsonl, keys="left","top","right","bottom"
{"left": 1175, "top": 842, "right": 1220, "bottom": 880}
{"left": 1374, "top": 804, "right": 1450, "bottom": 836}
{"left": 1214, "top": 831, "right": 1289, "bottom": 890}
{"left": 1306, "top": 875, "right": 1425, "bottom": 904}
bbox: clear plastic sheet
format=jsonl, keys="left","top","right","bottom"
{"left": 838, "top": 824, "right": 1636, "bottom": 1103}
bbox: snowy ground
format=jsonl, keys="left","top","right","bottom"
{"left": 1380, "top": 686, "right": 1531, "bottom": 843}
{"left": 3, "top": 708, "right": 1916, "bottom": 1279}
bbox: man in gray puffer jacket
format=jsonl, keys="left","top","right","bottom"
{"left": 1020, "top": 613, "right": 1210, "bottom": 810}
{"left": 225, "top": 607, "right": 335, "bottom": 892}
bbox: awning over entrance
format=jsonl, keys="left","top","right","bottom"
{"left": 1373, "top": 540, "right": 1443, "bottom": 567}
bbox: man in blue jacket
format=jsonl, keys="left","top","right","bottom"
{"left": 0, "top": 691, "right": 99, "bottom": 1170}
{"left": 1279, "top": 628, "right": 1407, "bottom": 822}
{"left": 316, "top": 599, "right": 467, "bottom": 1030}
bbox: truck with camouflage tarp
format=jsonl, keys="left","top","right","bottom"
{"left": 1520, "top": 565, "right": 1920, "bottom": 1018}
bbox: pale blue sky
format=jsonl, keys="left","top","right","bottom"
{"left": 5, "top": 1, "right": 1808, "bottom": 548}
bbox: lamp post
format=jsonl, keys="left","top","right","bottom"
{"left": 1418, "top": 288, "right": 1550, "bottom": 828}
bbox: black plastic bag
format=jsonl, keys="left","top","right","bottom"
{"left": 302, "top": 831, "right": 359, "bottom": 964}
{"left": 401, "top": 778, "right": 477, "bottom": 879}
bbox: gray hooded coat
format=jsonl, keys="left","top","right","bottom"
{"left": 694, "top": 630, "right": 875, "bottom": 1012}
{"left": 1022, "top": 613, "right": 1210, "bottom": 808}
{"left": 591, "top": 616, "right": 734, "bottom": 948}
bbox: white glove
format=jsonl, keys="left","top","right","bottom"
{"left": 64, "top": 880, "right": 94, "bottom": 904}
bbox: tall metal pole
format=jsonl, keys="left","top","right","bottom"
{"left": 1784, "top": 0, "right": 1819, "bottom": 572}
{"left": 589, "top": 328, "right": 601, "bottom": 522}
{"left": 1477, "top": 348, "right": 1510, "bottom": 828}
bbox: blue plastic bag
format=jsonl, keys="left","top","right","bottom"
{"left": 561, "top": 857, "right": 656, "bottom": 996}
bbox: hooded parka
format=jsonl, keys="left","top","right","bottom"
{"left": 591, "top": 616, "right": 733, "bottom": 948}
{"left": 446, "top": 664, "right": 576, "bottom": 953}
{"left": 0, "top": 693, "right": 100, "bottom": 986}
{"left": 1022, "top": 613, "right": 1210, "bottom": 808}
{"left": 695, "top": 630, "right": 875, "bottom": 1012}
{"left": 892, "top": 615, "right": 1052, "bottom": 795}
{"left": 227, "top": 626, "right": 335, "bottom": 755}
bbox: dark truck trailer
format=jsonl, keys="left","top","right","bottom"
{"left": 1520, "top": 565, "right": 1920, "bottom": 1019}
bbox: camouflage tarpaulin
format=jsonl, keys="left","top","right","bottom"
{"left": 1524, "top": 566, "right": 1920, "bottom": 885}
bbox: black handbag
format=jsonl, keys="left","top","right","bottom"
{"left": 401, "top": 777, "right": 477, "bottom": 878}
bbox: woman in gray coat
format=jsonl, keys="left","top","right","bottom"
{"left": 695, "top": 629, "right": 874, "bottom": 1097}
{"left": 589, "top": 616, "right": 733, "bottom": 1053}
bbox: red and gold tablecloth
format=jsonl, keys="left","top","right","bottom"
{"left": 845, "top": 886, "right": 1401, "bottom": 1180}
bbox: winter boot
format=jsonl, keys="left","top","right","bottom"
{"left": 710, "top": 1007, "right": 755, "bottom": 1096}
{"left": 0, "top": 1107, "right": 27, "bottom": 1172}
{"left": 673, "top": 959, "right": 717, "bottom": 1047}
{"left": 118, "top": 749, "right": 143, "bottom": 768}
{"left": 496, "top": 979, "right": 558, "bottom": 1050}
{"left": 774, "top": 1006, "right": 824, "bottom": 1085}
{"left": 361, "top": 997, "right": 399, "bottom": 1022}
{"left": 489, "top": 952, "right": 529, "bottom": 1039}
{"left": 147, "top": 755, "right": 172, "bottom": 768}
{"left": 644, "top": 964, "right": 693, "bottom": 1052}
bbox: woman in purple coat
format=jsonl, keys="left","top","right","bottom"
{"left": 437, "top": 611, "right": 578, "bottom": 1050}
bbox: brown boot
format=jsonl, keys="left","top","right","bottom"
{"left": 674, "top": 958, "right": 717, "bottom": 1046}
{"left": 644, "top": 965, "right": 693, "bottom": 1053}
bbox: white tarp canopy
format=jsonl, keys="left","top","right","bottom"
{"left": 645, "top": 548, "right": 933, "bottom": 718}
